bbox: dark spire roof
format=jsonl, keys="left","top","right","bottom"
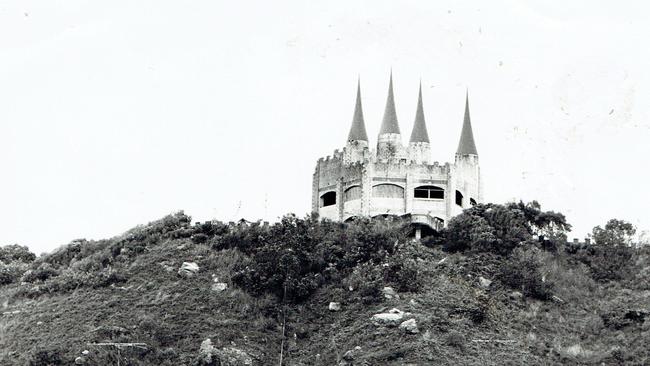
{"left": 347, "top": 78, "right": 368, "bottom": 142}
{"left": 379, "top": 72, "right": 401, "bottom": 135}
{"left": 456, "top": 91, "right": 478, "bottom": 155}
{"left": 409, "top": 81, "right": 430, "bottom": 143}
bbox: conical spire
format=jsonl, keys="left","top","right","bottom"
{"left": 379, "top": 72, "right": 401, "bottom": 135}
{"left": 456, "top": 91, "right": 478, "bottom": 155}
{"left": 347, "top": 78, "right": 368, "bottom": 142}
{"left": 409, "top": 82, "right": 430, "bottom": 143}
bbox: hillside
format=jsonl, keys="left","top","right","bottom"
{"left": 1, "top": 204, "right": 649, "bottom": 365}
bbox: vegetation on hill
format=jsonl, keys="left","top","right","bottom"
{"left": 0, "top": 202, "right": 649, "bottom": 365}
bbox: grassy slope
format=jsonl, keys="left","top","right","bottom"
{"left": 1, "top": 224, "right": 649, "bottom": 365}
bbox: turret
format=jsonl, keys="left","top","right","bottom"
{"left": 376, "top": 72, "right": 404, "bottom": 161}
{"left": 455, "top": 90, "right": 478, "bottom": 161}
{"left": 344, "top": 78, "right": 369, "bottom": 164}
{"left": 408, "top": 82, "right": 431, "bottom": 164}
{"left": 454, "top": 91, "right": 482, "bottom": 205}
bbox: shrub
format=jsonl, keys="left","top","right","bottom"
{"left": 0, "top": 244, "right": 36, "bottom": 263}
{"left": 569, "top": 245, "right": 634, "bottom": 282}
{"left": 0, "top": 261, "right": 28, "bottom": 285}
{"left": 21, "top": 263, "right": 59, "bottom": 283}
{"left": 442, "top": 201, "right": 570, "bottom": 255}
{"left": 28, "top": 348, "right": 69, "bottom": 366}
{"left": 498, "top": 246, "right": 554, "bottom": 300}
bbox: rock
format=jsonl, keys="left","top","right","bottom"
{"left": 74, "top": 356, "right": 86, "bottom": 365}
{"left": 399, "top": 318, "right": 419, "bottom": 334}
{"left": 478, "top": 276, "right": 492, "bottom": 288}
{"left": 81, "top": 350, "right": 89, "bottom": 355}
{"left": 382, "top": 286, "right": 399, "bottom": 300}
{"left": 178, "top": 262, "right": 199, "bottom": 277}
{"left": 197, "top": 338, "right": 252, "bottom": 366}
{"left": 36, "top": 321, "right": 43, "bottom": 325}
{"left": 509, "top": 291, "right": 523, "bottom": 300}
{"left": 371, "top": 308, "right": 409, "bottom": 326}
{"left": 342, "top": 350, "right": 355, "bottom": 361}
{"left": 329, "top": 302, "right": 341, "bottom": 311}
{"left": 212, "top": 283, "right": 228, "bottom": 292}
{"left": 422, "top": 330, "right": 433, "bottom": 341}
{"left": 437, "top": 257, "right": 447, "bottom": 265}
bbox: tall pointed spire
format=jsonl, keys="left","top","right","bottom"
{"left": 379, "top": 71, "right": 401, "bottom": 135}
{"left": 456, "top": 90, "right": 478, "bottom": 155}
{"left": 347, "top": 77, "right": 368, "bottom": 142}
{"left": 409, "top": 81, "right": 430, "bottom": 143}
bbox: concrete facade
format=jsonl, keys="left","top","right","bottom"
{"left": 312, "top": 76, "right": 482, "bottom": 234}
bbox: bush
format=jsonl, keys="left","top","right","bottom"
{"left": 442, "top": 201, "right": 570, "bottom": 255}
{"left": 22, "top": 263, "right": 60, "bottom": 283}
{"left": 498, "top": 246, "right": 554, "bottom": 300}
{"left": 569, "top": 244, "right": 634, "bottom": 282}
{"left": 28, "top": 348, "right": 70, "bottom": 366}
{"left": 0, "top": 261, "right": 28, "bottom": 285}
{"left": 230, "top": 214, "right": 407, "bottom": 303}
{"left": 0, "top": 244, "right": 36, "bottom": 263}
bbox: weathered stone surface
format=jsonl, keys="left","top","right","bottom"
{"left": 478, "top": 276, "right": 492, "bottom": 288}
{"left": 509, "top": 291, "right": 523, "bottom": 300}
{"left": 198, "top": 338, "right": 252, "bottom": 366}
{"left": 382, "top": 286, "right": 399, "bottom": 299}
{"left": 178, "top": 262, "right": 199, "bottom": 277}
{"left": 212, "top": 283, "right": 228, "bottom": 292}
{"left": 329, "top": 302, "right": 341, "bottom": 311}
{"left": 400, "top": 318, "right": 419, "bottom": 334}
{"left": 371, "top": 308, "right": 409, "bottom": 326}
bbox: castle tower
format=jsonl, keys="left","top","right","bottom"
{"left": 344, "top": 79, "right": 369, "bottom": 164}
{"left": 453, "top": 91, "right": 482, "bottom": 208}
{"left": 408, "top": 82, "right": 431, "bottom": 164}
{"left": 376, "top": 73, "right": 404, "bottom": 161}
{"left": 313, "top": 76, "right": 483, "bottom": 235}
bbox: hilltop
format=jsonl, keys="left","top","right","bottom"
{"left": 0, "top": 202, "right": 649, "bottom": 365}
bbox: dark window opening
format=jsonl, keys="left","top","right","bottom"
{"left": 320, "top": 191, "right": 336, "bottom": 207}
{"left": 413, "top": 185, "right": 444, "bottom": 199}
{"left": 470, "top": 198, "right": 477, "bottom": 206}
{"left": 455, "top": 190, "right": 463, "bottom": 206}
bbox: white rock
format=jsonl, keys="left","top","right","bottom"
{"left": 81, "top": 350, "right": 89, "bottom": 355}
{"left": 399, "top": 318, "right": 419, "bottom": 334}
{"left": 329, "top": 302, "right": 341, "bottom": 311}
{"left": 371, "top": 308, "right": 409, "bottom": 326}
{"left": 382, "top": 286, "right": 399, "bottom": 299}
{"left": 178, "top": 262, "right": 199, "bottom": 277}
{"left": 212, "top": 283, "right": 228, "bottom": 292}
{"left": 478, "top": 276, "right": 492, "bottom": 288}
{"left": 437, "top": 257, "right": 447, "bottom": 265}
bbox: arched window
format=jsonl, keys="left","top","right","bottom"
{"left": 372, "top": 184, "right": 404, "bottom": 198}
{"left": 414, "top": 185, "right": 444, "bottom": 199}
{"left": 455, "top": 190, "right": 463, "bottom": 206}
{"left": 344, "top": 186, "right": 362, "bottom": 201}
{"left": 470, "top": 198, "right": 477, "bottom": 206}
{"left": 320, "top": 191, "right": 336, "bottom": 207}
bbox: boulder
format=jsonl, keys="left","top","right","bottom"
{"left": 371, "top": 308, "right": 409, "bottom": 326}
{"left": 399, "top": 318, "right": 419, "bottom": 334}
{"left": 212, "top": 283, "right": 228, "bottom": 292}
{"left": 178, "top": 262, "right": 199, "bottom": 277}
{"left": 74, "top": 356, "right": 86, "bottom": 365}
{"left": 509, "top": 291, "right": 523, "bottom": 300}
{"left": 329, "top": 302, "right": 341, "bottom": 311}
{"left": 382, "top": 286, "right": 399, "bottom": 300}
{"left": 197, "top": 338, "right": 252, "bottom": 366}
{"left": 478, "top": 276, "right": 492, "bottom": 288}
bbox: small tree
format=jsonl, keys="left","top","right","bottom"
{"left": 592, "top": 219, "right": 636, "bottom": 247}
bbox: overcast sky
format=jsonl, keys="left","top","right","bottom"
{"left": 2, "top": 1, "right": 649, "bottom": 253}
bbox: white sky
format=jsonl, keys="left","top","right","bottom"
{"left": 1, "top": 1, "right": 649, "bottom": 253}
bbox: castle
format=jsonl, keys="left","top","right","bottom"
{"left": 312, "top": 74, "right": 482, "bottom": 238}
